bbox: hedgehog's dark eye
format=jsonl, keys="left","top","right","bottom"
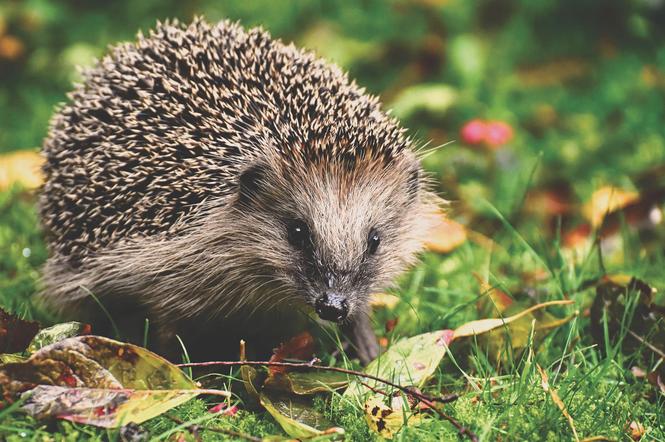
{"left": 287, "top": 219, "right": 311, "bottom": 250}
{"left": 367, "top": 228, "right": 380, "bottom": 255}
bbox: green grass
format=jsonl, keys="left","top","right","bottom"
{"left": 1, "top": 181, "right": 664, "bottom": 441}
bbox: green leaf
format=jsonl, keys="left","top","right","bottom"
{"left": 344, "top": 330, "right": 454, "bottom": 400}
{"left": 27, "top": 322, "right": 90, "bottom": 353}
{"left": 259, "top": 392, "right": 343, "bottom": 439}
{"left": 0, "top": 354, "right": 26, "bottom": 364}
{"left": 264, "top": 370, "right": 349, "bottom": 395}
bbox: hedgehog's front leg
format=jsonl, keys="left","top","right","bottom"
{"left": 344, "top": 314, "right": 380, "bottom": 365}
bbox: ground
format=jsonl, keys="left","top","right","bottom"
{"left": 1, "top": 0, "right": 665, "bottom": 440}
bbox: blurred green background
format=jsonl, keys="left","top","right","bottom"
{"left": 2, "top": 0, "right": 664, "bottom": 207}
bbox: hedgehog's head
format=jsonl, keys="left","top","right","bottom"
{"left": 230, "top": 149, "right": 438, "bottom": 323}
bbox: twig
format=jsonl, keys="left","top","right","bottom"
{"left": 165, "top": 414, "right": 261, "bottom": 442}
{"left": 359, "top": 380, "right": 389, "bottom": 397}
{"left": 178, "top": 359, "right": 475, "bottom": 441}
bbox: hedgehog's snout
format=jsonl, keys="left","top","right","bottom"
{"left": 315, "top": 292, "right": 349, "bottom": 323}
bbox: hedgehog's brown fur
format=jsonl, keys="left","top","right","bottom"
{"left": 39, "top": 18, "right": 440, "bottom": 362}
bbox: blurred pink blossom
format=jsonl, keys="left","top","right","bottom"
{"left": 460, "top": 119, "right": 514, "bottom": 148}
{"left": 484, "top": 120, "right": 514, "bottom": 148}
{"left": 460, "top": 119, "right": 487, "bottom": 145}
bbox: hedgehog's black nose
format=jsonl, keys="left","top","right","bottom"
{"left": 315, "top": 293, "right": 349, "bottom": 322}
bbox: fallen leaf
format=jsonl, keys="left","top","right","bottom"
{"left": 269, "top": 332, "right": 315, "bottom": 375}
{"left": 425, "top": 217, "right": 467, "bottom": 254}
{"left": 626, "top": 420, "right": 646, "bottom": 441}
{"left": 21, "top": 385, "right": 214, "bottom": 428}
{"left": 583, "top": 186, "right": 639, "bottom": 228}
{"left": 0, "top": 308, "right": 40, "bottom": 354}
{"left": 0, "top": 354, "right": 26, "bottom": 364}
{"left": 0, "top": 150, "right": 44, "bottom": 190}
{"left": 264, "top": 370, "right": 348, "bottom": 395}
{"left": 27, "top": 322, "right": 91, "bottom": 353}
{"left": 259, "top": 392, "right": 343, "bottom": 439}
{"left": 344, "top": 330, "right": 454, "bottom": 400}
{"left": 0, "top": 336, "right": 228, "bottom": 427}
{"left": 370, "top": 293, "right": 400, "bottom": 309}
{"left": 364, "top": 395, "right": 422, "bottom": 439}
{"left": 453, "top": 300, "right": 573, "bottom": 339}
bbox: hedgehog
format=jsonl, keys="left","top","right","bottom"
{"left": 39, "top": 18, "right": 441, "bottom": 364}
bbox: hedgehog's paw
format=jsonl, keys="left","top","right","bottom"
{"left": 344, "top": 314, "right": 380, "bottom": 365}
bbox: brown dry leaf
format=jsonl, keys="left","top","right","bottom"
{"left": 0, "top": 150, "right": 44, "bottom": 190}
{"left": 473, "top": 273, "right": 514, "bottom": 317}
{"left": 583, "top": 186, "right": 639, "bottom": 228}
{"left": 627, "top": 420, "right": 646, "bottom": 441}
{"left": 536, "top": 364, "right": 579, "bottom": 441}
{"left": 425, "top": 216, "right": 467, "bottom": 254}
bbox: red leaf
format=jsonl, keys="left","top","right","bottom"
{"left": 208, "top": 402, "right": 239, "bottom": 416}
{"left": 0, "top": 308, "right": 39, "bottom": 353}
{"left": 269, "top": 332, "right": 315, "bottom": 375}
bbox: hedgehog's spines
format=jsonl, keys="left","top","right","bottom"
{"left": 40, "top": 18, "right": 414, "bottom": 266}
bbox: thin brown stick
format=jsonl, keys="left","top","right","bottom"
{"left": 178, "top": 359, "right": 475, "bottom": 441}
{"left": 165, "top": 414, "right": 261, "bottom": 442}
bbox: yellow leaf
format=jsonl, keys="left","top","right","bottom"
{"left": 583, "top": 186, "right": 639, "bottom": 228}
{"left": 425, "top": 217, "right": 467, "bottom": 254}
{"left": 369, "top": 293, "right": 400, "bottom": 309}
{"left": 364, "top": 395, "right": 422, "bottom": 439}
{"left": 453, "top": 300, "right": 573, "bottom": 339}
{"left": 0, "top": 150, "right": 44, "bottom": 190}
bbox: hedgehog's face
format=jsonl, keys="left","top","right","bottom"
{"left": 235, "top": 154, "right": 433, "bottom": 323}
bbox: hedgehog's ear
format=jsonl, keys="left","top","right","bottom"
{"left": 237, "top": 162, "right": 267, "bottom": 205}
